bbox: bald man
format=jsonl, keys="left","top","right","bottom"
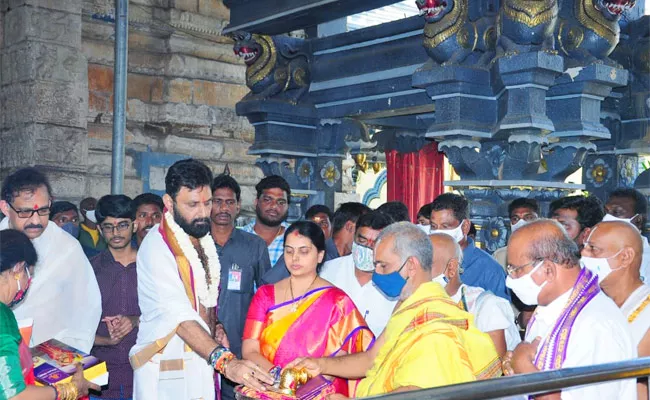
{"left": 502, "top": 219, "right": 636, "bottom": 399}
{"left": 582, "top": 221, "right": 649, "bottom": 400}
{"left": 430, "top": 233, "right": 520, "bottom": 357}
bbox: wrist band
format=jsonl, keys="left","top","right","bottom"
{"left": 208, "top": 345, "right": 236, "bottom": 374}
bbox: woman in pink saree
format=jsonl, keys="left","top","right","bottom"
{"left": 242, "top": 221, "right": 374, "bottom": 397}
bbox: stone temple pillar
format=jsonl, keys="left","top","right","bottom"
{"left": 0, "top": 0, "right": 89, "bottom": 198}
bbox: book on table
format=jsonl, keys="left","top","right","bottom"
{"left": 31, "top": 338, "right": 109, "bottom": 387}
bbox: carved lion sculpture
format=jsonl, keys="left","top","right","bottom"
{"left": 497, "top": 0, "right": 559, "bottom": 54}
{"left": 230, "top": 31, "right": 311, "bottom": 103}
{"left": 556, "top": 0, "right": 636, "bottom": 67}
{"left": 417, "top": 0, "right": 497, "bottom": 66}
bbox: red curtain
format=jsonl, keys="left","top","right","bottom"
{"left": 386, "top": 142, "right": 444, "bottom": 222}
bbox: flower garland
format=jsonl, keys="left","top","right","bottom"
{"left": 164, "top": 211, "right": 221, "bottom": 308}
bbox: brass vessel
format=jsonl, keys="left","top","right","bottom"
{"left": 277, "top": 367, "right": 310, "bottom": 396}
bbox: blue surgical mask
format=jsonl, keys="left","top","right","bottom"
{"left": 61, "top": 222, "right": 80, "bottom": 238}
{"left": 372, "top": 259, "right": 408, "bottom": 298}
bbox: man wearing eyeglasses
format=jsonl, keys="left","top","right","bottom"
{"left": 240, "top": 175, "right": 291, "bottom": 267}
{"left": 319, "top": 211, "right": 397, "bottom": 336}
{"left": 502, "top": 219, "right": 636, "bottom": 399}
{"left": 0, "top": 167, "right": 101, "bottom": 353}
{"left": 90, "top": 194, "right": 141, "bottom": 400}
{"left": 209, "top": 174, "right": 272, "bottom": 400}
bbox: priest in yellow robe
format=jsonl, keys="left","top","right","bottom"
{"left": 286, "top": 222, "right": 502, "bottom": 398}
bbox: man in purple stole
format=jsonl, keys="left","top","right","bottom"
{"left": 502, "top": 219, "right": 636, "bottom": 399}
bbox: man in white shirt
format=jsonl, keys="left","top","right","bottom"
{"left": 429, "top": 233, "right": 520, "bottom": 357}
{"left": 582, "top": 221, "right": 650, "bottom": 399}
{"left": 320, "top": 211, "right": 397, "bottom": 336}
{"left": 604, "top": 188, "right": 650, "bottom": 282}
{"left": 502, "top": 219, "right": 636, "bottom": 400}
{"left": 0, "top": 167, "right": 101, "bottom": 353}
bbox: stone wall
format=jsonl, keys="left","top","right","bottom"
{"left": 1, "top": 0, "right": 263, "bottom": 214}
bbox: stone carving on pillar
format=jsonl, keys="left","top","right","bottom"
{"left": 481, "top": 217, "right": 509, "bottom": 252}
{"left": 229, "top": 31, "right": 311, "bottom": 104}
{"left": 555, "top": 0, "right": 636, "bottom": 68}
{"left": 496, "top": 0, "right": 559, "bottom": 55}
{"left": 255, "top": 156, "right": 302, "bottom": 187}
{"left": 439, "top": 140, "right": 493, "bottom": 180}
{"left": 502, "top": 134, "right": 546, "bottom": 180}
{"left": 416, "top": 0, "right": 497, "bottom": 66}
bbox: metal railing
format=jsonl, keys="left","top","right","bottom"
{"left": 368, "top": 357, "right": 650, "bottom": 400}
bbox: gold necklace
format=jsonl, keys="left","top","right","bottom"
{"left": 289, "top": 275, "right": 318, "bottom": 312}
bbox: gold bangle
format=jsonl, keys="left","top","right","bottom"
{"left": 54, "top": 382, "right": 79, "bottom": 400}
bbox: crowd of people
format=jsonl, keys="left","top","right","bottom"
{"left": 0, "top": 159, "right": 648, "bottom": 400}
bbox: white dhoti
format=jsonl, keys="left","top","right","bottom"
{"left": 131, "top": 224, "right": 216, "bottom": 400}
{"left": 132, "top": 335, "right": 215, "bottom": 400}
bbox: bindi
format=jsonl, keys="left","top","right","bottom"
{"left": 33, "top": 204, "right": 40, "bottom": 210}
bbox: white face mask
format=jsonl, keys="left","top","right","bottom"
{"left": 511, "top": 219, "right": 528, "bottom": 233}
{"left": 352, "top": 242, "right": 375, "bottom": 272}
{"left": 418, "top": 224, "right": 431, "bottom": 234}
{"left": 602, "top": 213, "right": 640, "bottom": 230}
{"left": 85, "top": 209, "right": 97, "bottom": 224}
{"left": 431, "top": 222, "right": 465, "bottom": 243}
{"left": 505, "top": 260, "right": 547, "bottom": 306}
{"left": 432, "top": 273, "right": 448, "bottom": 288}
{"left": 581, "top": 249, "right": 623, "bottom": 284}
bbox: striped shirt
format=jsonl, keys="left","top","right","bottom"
{"left": 240, "top": 221, "right": 289, "bottom": 266}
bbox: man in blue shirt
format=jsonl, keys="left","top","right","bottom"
{"left": 429, "top": 193, "right": 510, "bottom": 300}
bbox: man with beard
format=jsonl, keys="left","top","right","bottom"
{"left": 241, "top": 175, "right": 291, "bottom": 267}
{"left": 210, "top": 174, "right": 271, "bottom": 400}
{"left": 0, "top": 167, "right": 101, "bottom": 352}
{"left": 91, "top": 195, "right": 141, "bottom": 399}
{"left": 131, "top": 159, "right": 272, "bottom": 400}
{"left": 131, "top": 193, "right": 164, "bottom": 247}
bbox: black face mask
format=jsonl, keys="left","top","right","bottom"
{"left": 8, "top": 267, "right": 32, "bottom": 308}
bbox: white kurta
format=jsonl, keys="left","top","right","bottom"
{"left": 320, "top": 255, "right": 397, "bottom": 336}
{"left": 130, "top": 224, "right": 215, "bottom": 400}
{"left": 526, "top": 289, "right": 637, "bottom": 400}
{"left": 450, "top": 283, "right": 521, "bottom": 351}
{"left": 0, "top": 219, "right": 101, "bottom": 353}
{"left": 621, "top": 283, "right": 650, "bottom": 346}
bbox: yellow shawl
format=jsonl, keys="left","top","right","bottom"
{"left": 356, "top": 282, "right": 501, "bottom": 397}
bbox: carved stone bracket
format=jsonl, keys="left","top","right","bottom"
{"left": 537, "top": 140, "right": 595, "bottom": 182}
{"left": 501, "top": 133, "right": 547, "bottom": 180}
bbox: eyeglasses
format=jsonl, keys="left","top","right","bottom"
{"left": 100, "top": 221, "right": 132, "bottom": 234}
{"left": 506, "top": 259, "right": 543, "bottom": 277}
{"left": 8, "top": 202, "right": 51, "bottom": 219}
